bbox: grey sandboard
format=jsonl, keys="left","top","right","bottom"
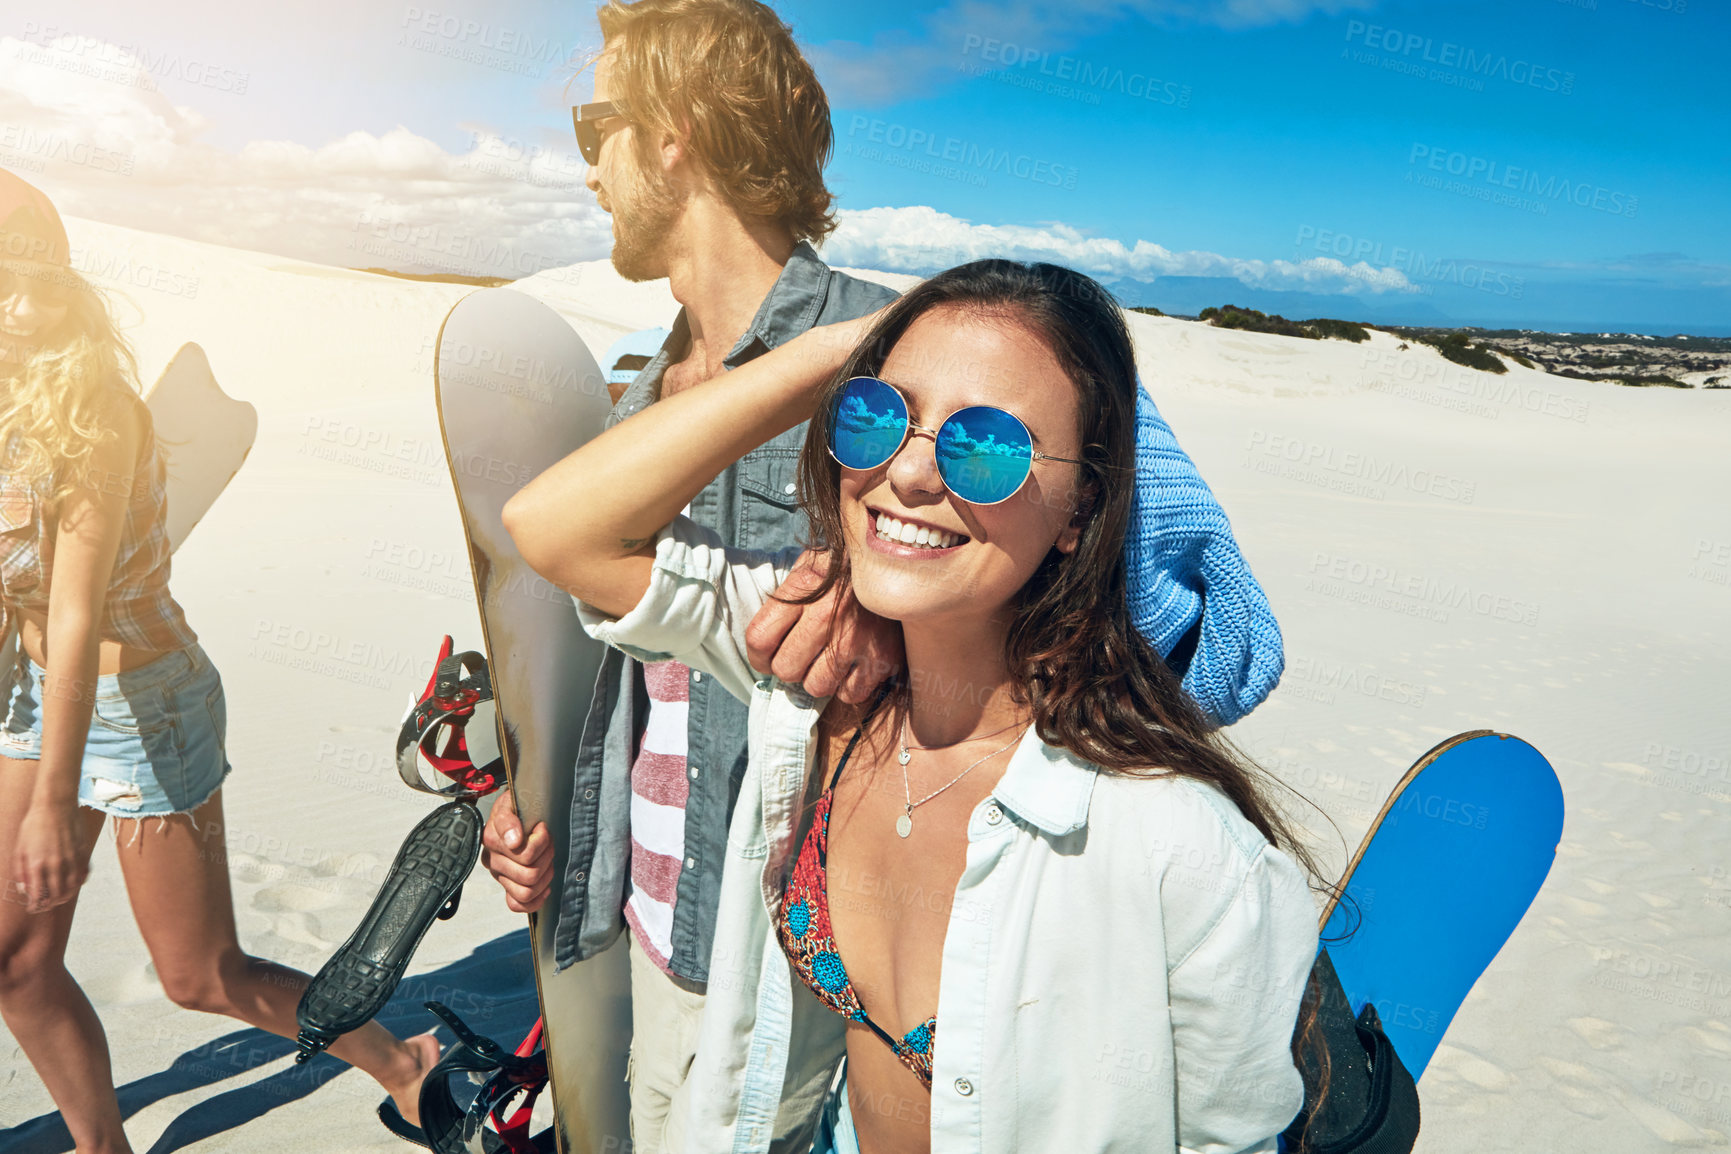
{"left": 433, "top": 288, "right": 631, "bottom": 1154}
{"left": 0, "top": 345, "right": 257, "bottom": 682}
{"left": 143, "top": 342, "right": 258, "bottom": 551}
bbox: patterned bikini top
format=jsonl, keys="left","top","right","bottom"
{"left": 774, "top": 718, "right": 938, "bottom": 1089}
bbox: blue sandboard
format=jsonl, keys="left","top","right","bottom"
{"left": 1319, "top": 731, "right": 1564, "bottom": 1079}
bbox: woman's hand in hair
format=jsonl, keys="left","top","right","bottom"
{"left": 13, "top": 803, "right": 88, "bottom": 912}
{"left": 747, "top": 549, "right": 902, "bottom": 704}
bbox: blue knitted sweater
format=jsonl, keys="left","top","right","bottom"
{"left": 1124, "top": 382, "right": 1283, "bottom": 726}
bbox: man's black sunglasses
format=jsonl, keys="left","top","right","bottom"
{"left": 572, "top": 101, "right": 629, "bottom": 166}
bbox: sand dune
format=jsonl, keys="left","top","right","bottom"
{"left": 1, "top": 217, "right": 1726, "bottom": 1152}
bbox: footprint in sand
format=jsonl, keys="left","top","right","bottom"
{"left": 1559, "top": 895, "right": 1609, "bottom": 918}
{"left": 1567, "top": 1016, "right": 1625, "bottom": 1050}
{"left": 1536, "top": 1055, "right": 1615, "bottom": 1121}
{"left": 1538, "top": 1052, "right": 1726, "bottom": 1143}
{"left": 252, "top": 881, "right": 344, "bottom": 914}
{"left": 244, "top": 908, "right": 332, "bottom": 958}
{"left": 1681, "top": 1023, "right": 1731, "bottom": 1055}
{"left": 1452, "top": 1052, "right": 1517, "bottom": 1092}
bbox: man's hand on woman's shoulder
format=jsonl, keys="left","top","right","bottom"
{"left": 746, "top": 549, "right": 902, "bottom": 704}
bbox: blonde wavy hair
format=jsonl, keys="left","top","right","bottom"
{"left": 0, "top": 263, "right": 143, "bottom": 510}
{"left": 595, "top": 0, "right": 838, "bottom": 244}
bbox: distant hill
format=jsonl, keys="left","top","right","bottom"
{"left": 353, "top": 267, "right": 512, "bottom": 287}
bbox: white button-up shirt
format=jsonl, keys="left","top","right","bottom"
{"left": 578, "top": 518, "right": 1318, "bottom": 1154}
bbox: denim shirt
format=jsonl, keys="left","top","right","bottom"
{"left": 552, "top": 243, "right": 899, "bottom": 980}
{"left": 576, "top": 518, "right": 1318, "bottom": 1154}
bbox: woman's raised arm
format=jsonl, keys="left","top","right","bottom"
{"left": 502, "top": 314, "right": 872, "bottom": 618}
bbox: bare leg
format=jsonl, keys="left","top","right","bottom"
{"left": 0, "top": 758, "right": 130, "bottom": 1154}
{"left": 114, "top": 790, "right": 440, "bottom": 1125}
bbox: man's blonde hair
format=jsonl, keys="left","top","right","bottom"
{"left": 597, "top": 0, "right": 837, "bottom": 244}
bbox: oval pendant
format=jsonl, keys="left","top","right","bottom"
{"left": 898, "top": 748, "right": 911, "bottom": 766}
{"left": 895, "top": 813, "right": 913, "bottom": 838}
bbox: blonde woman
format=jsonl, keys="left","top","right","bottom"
{"left": 0, "top": 172, "right": 437, "bottom": 1154}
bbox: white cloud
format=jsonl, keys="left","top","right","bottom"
{"left": 0, "top": 35, "right": 611, "bottom": 279}
{"left": 0, "top": 34, "right": 1415, "bottom": 301}
{"left": 822, "top": 205, "right": 1419, "bottom": 296}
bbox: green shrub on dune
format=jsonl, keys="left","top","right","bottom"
{"left": 1198, "top": 304, "right": 1369, "bottom": 343}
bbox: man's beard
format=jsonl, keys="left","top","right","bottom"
{"left": 608, "top": 172, "right": 684, "bottom": 283}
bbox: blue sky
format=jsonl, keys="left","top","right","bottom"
{"left": 7, "top": 0, "right": 1727, "bottom": 332}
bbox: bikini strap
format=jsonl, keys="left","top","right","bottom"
{"left": 824, "top": 682, "right": 892, "bottom": 792}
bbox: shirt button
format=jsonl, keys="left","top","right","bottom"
{"left": 686, "top": 857, "right": 697, "bottom": 870}
{"left": 692, "top": 670, "right": 703, "bottom": 683}
{"left": 954, "top": 1077, "right": 974, "bottom": 1096}
{"left": 689, "top": 765, "right": 700, "bottom": 780}
{"left": 574, "top": 871, "right": 587, "bottom": 882}
{"left": 583, "top": 788, "right": 596, "bottom": 800}
{"left": 783, "top": 482, "right": 797, "bottom": 495}
{"left": 984, "top": 804, "right": 1003, "bottom": 825}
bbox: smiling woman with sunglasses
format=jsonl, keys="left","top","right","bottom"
{"left": 506, "top": 259, "right": 1322, "bottom": 1154}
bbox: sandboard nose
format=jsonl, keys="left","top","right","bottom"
{"left": 1322, "top": 732, "right": 1565, "bottom": 1079}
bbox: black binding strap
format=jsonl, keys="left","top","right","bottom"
{"left": 1283, "top": 949, "right": 1422, "bottom": 1154}
{"left": 415, "top": 1002, "right": 552, "bottom": 1154}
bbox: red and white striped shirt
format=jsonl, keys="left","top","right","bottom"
{"left": 624, "top": 658, "right": 690, "bottom": 971}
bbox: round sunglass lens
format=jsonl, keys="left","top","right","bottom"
{"left": 830, "top": 377, "right": 908, "bottom": 471}
{"left": 935, "top": 407, "right": 1034, "bottom": 504}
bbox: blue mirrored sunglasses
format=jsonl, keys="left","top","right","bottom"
{"left": 828, "top": 376, "right": 1084, "bottom": 506}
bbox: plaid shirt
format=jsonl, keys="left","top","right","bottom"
{"left": 0, "top": 399, "right": 198, "bottom": 651}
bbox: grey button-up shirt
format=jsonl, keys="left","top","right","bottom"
{"left": 552, "top": 242, "right": 898, "bottom": 981}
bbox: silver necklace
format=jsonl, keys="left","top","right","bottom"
{"left": 895, "top": 715, "right": 1026, "bottom": 838}
{"left": 896, "top": 717, "right": 1022, "bottom": 765}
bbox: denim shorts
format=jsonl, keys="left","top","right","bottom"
{"left": 0, "top": 642, "right": 232, "bottom": 818}
{"left": 813, "top": 1064, "right": 860, "bottom": 1154}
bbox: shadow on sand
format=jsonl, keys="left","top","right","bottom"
{"left": 0, "top": 929, "right": 538, "bottom": 1154}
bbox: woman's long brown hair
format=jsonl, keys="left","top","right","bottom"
{"left": 792, "top": 260, "right": 1336, "bottom": 1129}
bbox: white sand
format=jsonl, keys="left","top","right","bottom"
{"left": 2, "top": 217, "right": 1727, "bottom": 1152}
